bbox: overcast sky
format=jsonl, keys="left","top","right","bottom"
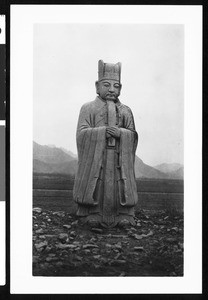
{"left": 33, "top": 24, "right": 184, "bottom": 166}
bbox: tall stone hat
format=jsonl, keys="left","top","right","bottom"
{"left": 98, "top": 60, "right": 121, "bottom": 82}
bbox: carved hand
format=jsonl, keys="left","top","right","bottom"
{"left": 106, "top": 126, "right": 121, "bottom": 139}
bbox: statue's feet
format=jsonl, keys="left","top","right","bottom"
{"left": 84, "top": 215, "right": 101, "bottom": 228}
{"left": 117, "top": 219, "right": 131, "bottom": 229}
{"left": 87, "top": 219, "right": 100, "bottom": 228}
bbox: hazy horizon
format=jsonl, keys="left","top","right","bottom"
{"left": 33, "top": 139, "right": 184, "bottom": 168}
{"left": 33, "top": 24, "right": 184, "bottom": 166}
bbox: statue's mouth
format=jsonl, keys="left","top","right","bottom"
{"left": 106, "top": 94, "right": 116, "bottom": 99}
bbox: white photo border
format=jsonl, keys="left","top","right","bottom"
{"left": 11, "top": 5, "right": 202, "bottom": 294}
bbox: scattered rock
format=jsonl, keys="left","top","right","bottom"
{"left": 58, "top": 233, "right": 68, "bottom": 242}
{"left": 35, "top": 241, "right": 48, "bottom": 250}
{"left": 33, "top": 256, "right": 39, "bottom": 263}
{"left": 178, "top": 242, "right": 184, "bottom": 249}
{"left": 171, "top": 227, "right": 179, "bottom": 233}
{"left": 111, "top": 235, "right": 128, "bottom": 238}
{"left": 134, "top": 246, "right": 144, "bottom": 251}
{"left": 33, "top": 207, "right": 183, "bottom": 277}
{"left": 70, "top": 231, "right": 76, "bottom": 237}
{"left": 56, "top": 262, "right": 63, "bottom": 267}
{"left": 73, "top": 241, "right": 81, "bottom": 246}
{"left": 71, "top": 220, "right": 78, "bottom": 226}
{"left": 84, "top": 249, "right": 91, "bottom": 254}
{"left": 56, "top": 243, "right": 77, "bottom": 250}
{"left": 44, "top": 234, "right": 56, "bottom": 238}
{"left": 110, "top": 259, "right": 126, "bottom": 265}
{"left": 92, "top": 248, "right": 99, "bottom": 254}
{"left": 61, "top": 250, "right": 69, "bottom": 257}
{"left": 63, "top": 225, "right": 71, "bottom": 230}
{"left": 83, "top": 244, "right": 99, "bottom": 249}
{"left": 114, "top": 253, "right": 121, "bottom": 260}
{"left": 53, "top": 211, "right": 65, "bottom": 218}
{"left": 39, "top": 235, "right": 46, "bottom": 239}
{"left": 134, "top": 230, "right": 153, "bottom": 240}
{"left": 35, "top": 228, "right": 44, "bottom": 234}
{"left": 48, "top": 253, "right": 56, "bottom": 257}
{"left": 33, "top": 207, "right": 42, "bottom": 214}
{"left": 74, "top": 255, "right": 82, "bottom": 261}
{"left": 46, "top": 256, "right": 59, "bottom": 262}
{"left": 134, "top": 234, "right": 143, "bottom": 240}
{"left": 93, "top": 255, "right": 101, "bottom": 259}
{"left": 114, "top": 243, "right": 122, "bottom": 250}
{"left": 89, "top": 237, "right": 97, "bottom": 243}
{"left": 166, "top": 238, "right": 178, "bottom": 244}
{"left": 91, "top": 228, "right": 103, "bottom": 234}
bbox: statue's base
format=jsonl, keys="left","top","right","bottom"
{"left": 81, "top": 214, "right": 136, "bottom": 228}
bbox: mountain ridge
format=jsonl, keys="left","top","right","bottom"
{"left": 33, "top": 141, "right": 183, "bottom": 179}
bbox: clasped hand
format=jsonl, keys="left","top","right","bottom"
{"left": 106, "top": 126, "right": 121, "bottom": 139}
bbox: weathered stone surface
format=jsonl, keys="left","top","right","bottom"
{"left": 73, "top": 60, "right": 138, "bottom": 228}
{"left": 134, "top": 246, "right": 144, "bottom": 251}
{"left": 83, "top": 244, "right": 99, "bottom": 249}
{"left": 166, "top": 238, "right": 178, "bottom": 244}
{"left": 53, "top": 211, "right": 65, "bottom": 218}
{"left": 58, "top": 233, "right": 68, "bottom": 242}
{"left": 33, "top": 208, "right": 183, "bottom": 277}
{"left": 33, "top": 207, "right": 42, "bottom": 214}
{"left": 35, "top": 228, "right": 44, "bottom": 234}
{"left": 56, "top": 243, "right": 77, "bottom": 250}
{"left": 63, "top": 224, "right": 71, "bottom": 229}
{"left": 33, "top": 256, "right": 39, "bottom": 263}
{"left": 35, "top": 241, "right": 48, "bottom": 250}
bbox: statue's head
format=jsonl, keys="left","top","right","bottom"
{"left": 95, "top": 60, "right": 122, "bottom": 101}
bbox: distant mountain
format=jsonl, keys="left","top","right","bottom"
{"left": 134, "top": 157, "right": 167, "bottom": 179}
{"left": 33, "top": 159, "right": 78, "bottom": 175}
{"left": 33, "top": 159, "right": 55, "bottom": 174}
{"left": 154, "top": 163, "right": 183, "bottom": 174}
{"left": 33, "top": 141, "right": 74, "bottom": 164}
{"left": 153, "top": 163, "right": 184, "bottom": 179}
{"left": 60, "top": 147, "right": 77, "bottom": 158}
{"left": 33, "top": 141, "right": 182, "bottom": 179}
{"left": 166, "top": 166, "right": 184, "bottom": 180}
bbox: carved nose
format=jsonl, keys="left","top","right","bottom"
{"left": 109, "top": 86, "right": 114, "bottom": 92}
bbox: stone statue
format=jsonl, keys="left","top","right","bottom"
{"left": 73, "top": 60, "right": 138, "bottom": 228}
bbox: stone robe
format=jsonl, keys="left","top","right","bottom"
{"left": 73, "top": 96, "right": 138, "bottom": 227}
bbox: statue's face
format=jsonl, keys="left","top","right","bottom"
{"left": 96, "top": 80, "right": 122, "bottom": 101}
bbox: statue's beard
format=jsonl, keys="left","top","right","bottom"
{"left": 104, "top": 93, "right": 118, "bottom": 101}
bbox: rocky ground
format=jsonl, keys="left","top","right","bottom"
{"left": 33, "top": 208, "right": 183, "bottom": 276}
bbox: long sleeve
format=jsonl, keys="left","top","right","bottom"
{"left": 73, "top": 103, "right": 106, "bottom": 205}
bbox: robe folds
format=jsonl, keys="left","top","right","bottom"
{"left": 73, "top": 96, "right": 138, "bottom": 217}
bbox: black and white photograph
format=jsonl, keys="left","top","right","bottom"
{"left": 33, "top": 23, "right": 184, "bottom": 277}
{"left": 11, "top": 5, "right": 202, "bottom": 294}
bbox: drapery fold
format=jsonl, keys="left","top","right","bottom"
{"left": 73, "top": 96, "right": 138, "bottom": 208}
{"left": 73, "top": 127, "right": 106, "bottom": 205}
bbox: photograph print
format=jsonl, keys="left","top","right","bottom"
{"left": 33, "top": 23, "right": 184, "bottom": 277}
